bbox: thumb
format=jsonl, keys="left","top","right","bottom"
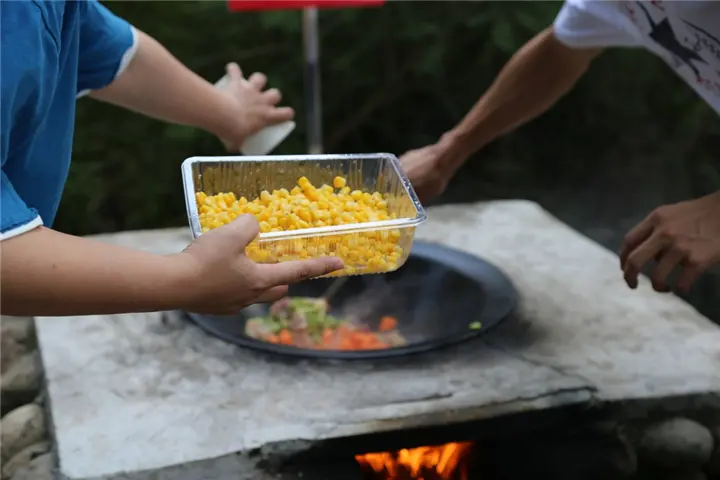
{"left": 225, "top": 62, "right": 244, "bottom": 82}
{"left": 207, "top": 214, "right": 260, "bottom": 251}
{"left": 258, "top": 257, "right": 344, "bottom": 287}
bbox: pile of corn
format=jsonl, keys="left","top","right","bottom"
{"left": 195, "top": 176, "right": 405, "bottom": 274}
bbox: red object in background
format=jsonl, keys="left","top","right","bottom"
{"left": 227, "top": 0, "right": 384, "bottom": 11}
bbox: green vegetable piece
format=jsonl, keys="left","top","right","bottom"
{"left": 469, "top": 321, "right": 482, "bottom": 330}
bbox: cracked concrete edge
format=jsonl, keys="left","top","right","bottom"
{"left": 480, "top": 338, "right": 720, "bottom": 418}
{"left": 245, "top": 387, "right": 598, "bottom": 469}
{"left": 481, "top": 340, "right": 600, "bottom": 391}
{"left": 55, "top": 387, "right": 595, "bottom": 480}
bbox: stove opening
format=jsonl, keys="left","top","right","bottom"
{"left": 355, "top": 441, "right": 474, "bottom": 479}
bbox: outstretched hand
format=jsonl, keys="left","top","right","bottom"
{"left": 619, "top": 191, "right": 720, "bottom": 293}
{"left": 175, "top": 215, "right": 343, "bottom": 314}
{"left": 399, "top": 144, "right": 452, "bottom": 203}
{"left": 399, "top": 135, "right": 469, "bottom": 203}
{"left": 219, "top": 62, "right": 295, "bottom": 152}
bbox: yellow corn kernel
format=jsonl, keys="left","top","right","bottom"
{"left": 259, "top": 190, "right": 272, "bottom": 204}
{"left": 298, "top": 176, "right": 311, "bottom": 189}
{"left": 297, "top": 208, "right": 311, "bottom": 222}
{"left": 196, "top": 175, "right": 404, "bottom": 273}
{"left": 305, "top": 188, "right": 320, "bottom": 201}
{"left": 333, "top": 176, "right": 347, "bottom": 189}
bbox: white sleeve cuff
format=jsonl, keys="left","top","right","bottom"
{"left": 77, "top": 26, "right": 139, "bottom": 99}
{"left": 0, "top": 216, "right": 44, "bottom": 241}
{"left": 553, "top": 1, "right": 641, "bottom": 49}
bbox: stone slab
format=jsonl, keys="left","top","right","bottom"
{"left": 35, "top": 200, "right": 720, "bottom": 480}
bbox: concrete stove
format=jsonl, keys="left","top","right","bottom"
{"left": 35, "top": 201, "right": 720, "bottom": 480}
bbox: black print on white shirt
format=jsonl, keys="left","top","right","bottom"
{"left": 635, "top": 1, "right": 707, "bottom": 77}
{"left": 682, "top": 20, "right": 720, "bottom": 76}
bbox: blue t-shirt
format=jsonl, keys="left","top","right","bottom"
{"left": 0, "top": 0, "right": 135, "bottom": 240}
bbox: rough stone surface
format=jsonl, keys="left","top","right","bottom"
{"left": 35, "top": 201, "right": 720, "bottom": 480}
{"left": 1, "top": 352, "right": 42, "bottom": 415}
{"left": 2, "top": 441, "right": 51, "bottom": 479}
{"left": 1, "top": 317, "right": 38, "bottom": 416}
{"left": 9, "top": 452, "right": 54, "bottom": 480}
{"left": 638, "top": 417, "right": 714, "bottom": 469}
{"left": 0, "top": 317, "right": 35, "bottom": 359}
{"left": 1, "top": 404, "right": 46, "bottom": 463}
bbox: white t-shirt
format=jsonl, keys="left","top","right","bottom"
{"left": 553, "top": 0, "right": 720, "bottom": 114}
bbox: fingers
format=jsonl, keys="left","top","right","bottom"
{"left": 225, "top": 62, "right": 244, "bottom": 82}
{"left": 265, "top": 106, "right": 295, "bottom": 124}
{"left": 247, "top": 72, "right": 268, "bottom": 90}
{"left": 398, "top": 149, "right": 420, "bottom": 167}
{"left": 623, "top": 231, "right": 665, "bottom": 289}
{"left": 675, "top": 261, "right": 703, "bottom": 293}
{"left": 262, "top": 87, "right": 282, "bottom": 105}
{"left": 259, "top": 257, "right": 344, "bottom": 287}
{"left": 619, "top": 216, "right": 654, "bottom": 269}
{"left": 211, "top": 214, "right": 260, "bottom": 250}
{"left": 650, "top": 247, "right": 683, "bottom": 292}
{"left": 253, "top": 286, "right": 289, "bottom": 304}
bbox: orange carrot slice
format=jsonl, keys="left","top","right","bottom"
{"left": 379, "top": 316, "right": 398, "bottom": 332}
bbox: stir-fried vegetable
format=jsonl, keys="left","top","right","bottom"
{"left": 245, "top": 297, "right": 406, "bottom": 350}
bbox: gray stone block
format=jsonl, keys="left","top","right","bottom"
{"left": 35, "top": 202, "right": 720, "bottom": 480}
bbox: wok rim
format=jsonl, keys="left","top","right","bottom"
{"left": 183, "top": 241, "right": 517, "bottom": 360}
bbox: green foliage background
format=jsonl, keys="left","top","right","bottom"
{"left": 65, "top": 1, "right": 719, "bottom": 318}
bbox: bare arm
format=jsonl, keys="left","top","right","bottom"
{"left": 0, "top": 227, "right": 189, "bottom": 316}
{"left": 88, "top": 30, "right": 241, "bottom": 141}
{"left": 437, "top": 27, "right": 603, "bottom": 172}
{"left": 0, "top": 217, "right": 342, "bottom": 317}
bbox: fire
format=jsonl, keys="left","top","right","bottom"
{"left": 355, "top": 441, "right": 473, "bottom": 479}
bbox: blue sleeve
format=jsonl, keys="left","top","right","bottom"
{"left": 77, "top": 0, "right": 137, "bottom": 95}
{"left": 1, "top": 171, "right": 42, "bottom": 240}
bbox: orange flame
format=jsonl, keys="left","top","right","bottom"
{"left": 355, "top": 442, "right": 473, "bottom": 479}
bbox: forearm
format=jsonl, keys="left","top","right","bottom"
{"left": 0, "top": 227, "right": 192, "bottom": 316}
{"left": 440, "top": 27, "right": 603, "bottom": 171}
{"left": 89, "top": 29, "right": 236, "bottom": 139}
